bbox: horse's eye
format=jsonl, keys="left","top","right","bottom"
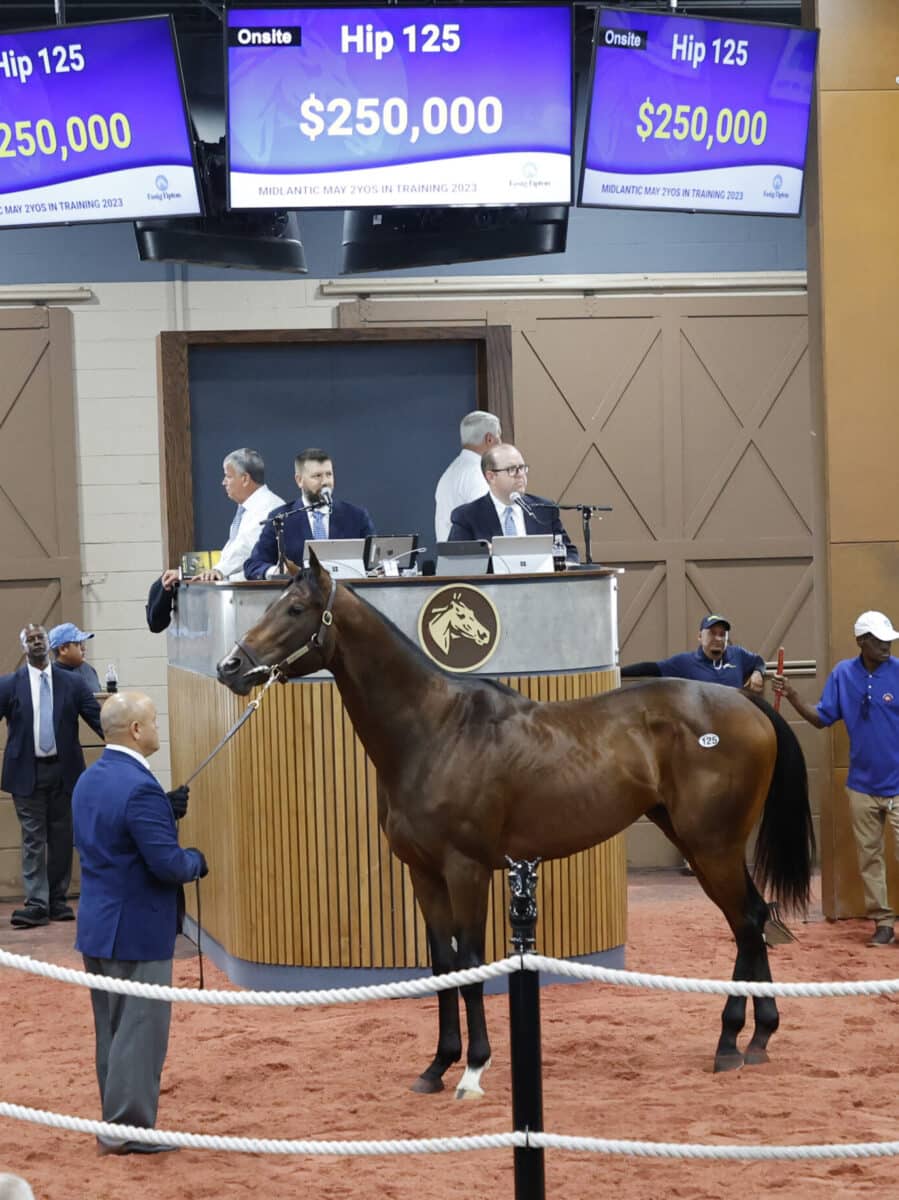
{"left": 288, "top": 602, "right": 305, "bottom": 616}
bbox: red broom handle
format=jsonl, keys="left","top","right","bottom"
{"left": 773, "top": 646, "right": 785, "bottom": 711}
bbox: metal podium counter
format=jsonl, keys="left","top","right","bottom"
{"left": 169, "top": 570, "right": 626, "bottom": 987}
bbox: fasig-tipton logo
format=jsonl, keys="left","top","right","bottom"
{"left": 417, "top": 584, "right": 501, "bottom": 672}
{"left": 147, "top": 173, "right": 183, "bottom": 202}
{"left": 763, "top": 173, "right": 789, "bottom": 201}
{"left": 227, "top": 25, "right": 302, "bottom": 47}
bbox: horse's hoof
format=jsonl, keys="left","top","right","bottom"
{"left": 410, "top": 1075, "right": 445, "bottom": 1094}
{"left": 744, "top": 1047, "right": 770, "bottom": 1066}
{"left": 713, "top": 1053, "right": 744, "bottom": 1074}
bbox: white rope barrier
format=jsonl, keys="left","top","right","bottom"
{"left": 5, "top": 945, "right": 899, "bottom": 1163}
{"left": 4, "top": 1102, "right": 899, "bottom": 1162}
{"left": 4, "top": 945, "right": 899, "bottom": 1003}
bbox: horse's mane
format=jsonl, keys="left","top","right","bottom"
{"left": 321, "top": 574, "right": 524, "bottom": 701}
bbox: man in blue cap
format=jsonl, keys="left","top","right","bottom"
{"left": 48, "top": 623, "right": 101, "bottom": 693}
{"left": 620, "top": 614, "right": 766, "bottom": 691}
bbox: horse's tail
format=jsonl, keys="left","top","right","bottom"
{"left": 746, "top": 693, "right": 816, "bottom": 914}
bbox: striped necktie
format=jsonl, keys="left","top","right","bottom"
{"left": 228, "top": 505, "right": 245, "bottom": 541}
{"left": 311, "top": 508, "right": 326, "bottom": 539}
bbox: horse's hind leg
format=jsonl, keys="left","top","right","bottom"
{"left": 689, "top": 855, "right": 773, "bottom": 1073}
{"left": 408, "top": 869, "right": 462, "bottom": 1094}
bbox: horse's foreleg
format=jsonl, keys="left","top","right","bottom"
{"left": 446, "top": 859, "right": 493, "bottom": 1100}
{"left": 408, "top": 871, "right": 462, "bottom": 1094}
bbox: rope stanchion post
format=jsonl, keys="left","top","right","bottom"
{"left": 506, "top": 857, "right": 545, "bottom": 1200}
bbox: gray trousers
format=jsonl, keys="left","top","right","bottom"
{"left": 13, "top": 759, "right": 71, "bottom": 911}
{"left": 83, "top": 956, "right": 173, "bottom": 1150}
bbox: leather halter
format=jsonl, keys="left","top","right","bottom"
{"left": 237, "top": 577, "right": 338, "bottom": 683}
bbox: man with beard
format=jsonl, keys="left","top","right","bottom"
{"left": 243, "top": 448, "right": 375, "bottom": 579}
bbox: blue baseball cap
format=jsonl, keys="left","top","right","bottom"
{"left": 48, "top": 622, "right": 94, "bottom": 649}
{"left": 699, "top": 614, "right": 731, "bottom": 632}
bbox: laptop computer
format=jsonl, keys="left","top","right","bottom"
{"left": 366, "top": 534, "right": 419, "bottom": 575}
{"left": 434, "top": 540, "right": 491, "bottom": 576}
{"left": 491, "top": 534, "right": 554, "bottom": 575}
{"left": 306, "top": 538, "right": 369, "bottom": 579}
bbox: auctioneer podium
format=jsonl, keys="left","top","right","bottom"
{"left": 168, "top": 569, "right": 626, "bottom": 987}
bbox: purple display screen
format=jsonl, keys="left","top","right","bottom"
{"left": 226, "top": 5, "right": 573, "bottom": 209}
{"left": 580, "top": 9, "right": 818, "bottom": 216}
{"left": 0, "top": 16, "right": 200, "bottom": 227}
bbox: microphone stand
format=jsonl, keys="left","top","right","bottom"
{"left": 260, "top": 496, "right": 332, "bottom": 576}
{"left": 531, "top": 502, "right": 613, "bottom": 566}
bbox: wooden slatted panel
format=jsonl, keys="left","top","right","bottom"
{"left": 169, "top": 666, "right": 625, "bottom": 968}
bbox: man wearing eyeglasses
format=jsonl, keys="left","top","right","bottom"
{"left": 447, "top": 443, "right": 578, "bottom": 563}
{"left": 774, "top": 610, "right": 899, "bottom": 947}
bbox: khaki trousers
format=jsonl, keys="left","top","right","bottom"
{"left": 846, "top": 788, "right": 899, "bottom": 926}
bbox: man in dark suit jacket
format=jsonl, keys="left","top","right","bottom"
{"left": 243, "top": 448, "right": 375, "bottom": 579}
{"left": 74, "top": 691, "right": 207, "bottom": 1156}
{"left": 0, "top": 624, "right": 103, "bottom": 928}
{"left": 448, "top": 443, "right": 579, "bottom": 565}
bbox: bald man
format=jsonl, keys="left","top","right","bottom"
{"left": 73, "top": 692, "right": 207, "bottom": 1156}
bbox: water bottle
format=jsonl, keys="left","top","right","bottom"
{"left": 552, "top": 534, "right": 567, "bottom": 573}
{"left": 105, "top": 664, "right": 118, "bottom": 693}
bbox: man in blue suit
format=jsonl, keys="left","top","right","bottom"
{"left": 0, "top": 623, "right": 103, "bottom": 928}
{"left": 73, "top": 691, "right": 207, "bottom": 1156}
{"left": 243, "top": 448, "right": 375, "bottom": 579}
{"left": 448, "top": 443, "right": 579, "bottom": 564}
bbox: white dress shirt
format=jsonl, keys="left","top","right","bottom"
{"left": 216, "top": 484, "right": 286, "bottom": 580}
{"left": 28, "top": 662, "right": 55, "bottom": 757}
{"left": 106, "top": 744, "right": 152, "bottom": 771}
{"left": 490, "top": 492, "right": 526, "bottom": 537}
{"left": 434, "top": 449, "right": 489, "bottom": 543}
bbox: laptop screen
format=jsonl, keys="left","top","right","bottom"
{"left": 491, "top": 534, "right": 554, "bottom": 575}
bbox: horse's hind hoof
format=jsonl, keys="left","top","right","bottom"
{"left": 744, "top": 1047, "right": 770, "bottom": 1066}
{"left": 713, "top": 1053, "right": 744, "bottom": 1073}
{"left": 410, "top": 1074, "right": 445, "bottom": 1094}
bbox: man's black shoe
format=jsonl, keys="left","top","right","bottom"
{"left": 11, "top": 906, "right": 49, "bottom": 928}
{"left": 49, "top": 903, "right": 75, "bottom": 921}
{"left": 869, "top": 924, "right": 895, "bottom": 947}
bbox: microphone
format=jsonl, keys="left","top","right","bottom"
{"left": 318, "top": 486, "right": 333, "bottom": 510}
{"left": 509, "top": 490, "right": 535, "bottom": 518}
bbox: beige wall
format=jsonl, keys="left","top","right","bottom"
{"left": 806, "top": 0, "right": 899, "bottom": 916}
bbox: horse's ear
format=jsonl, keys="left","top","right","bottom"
{"left": 307, "top": 546, "right": 333, "bottom": 596}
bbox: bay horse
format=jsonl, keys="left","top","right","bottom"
{"left": 217, "top": 556, "right": 814, "bottom": 1095}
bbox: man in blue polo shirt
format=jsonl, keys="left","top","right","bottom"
{"left": 774, "top": 610, "right": 899, "bottom": 947}
{"left": 620, "top": 614, "right": 765, "bottom": 692}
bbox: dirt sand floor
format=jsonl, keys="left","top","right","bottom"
{"left": 2, "top": 871, "right": 899, "bottom": 1200}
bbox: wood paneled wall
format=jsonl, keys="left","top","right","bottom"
{"left": 805, "top": 0, "right": 899, "bottom": 917}
{"left": 170, "top": 666, "right": 626, "bottom": 969}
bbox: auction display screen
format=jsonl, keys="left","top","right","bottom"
{"left": 0, "top": 16, "right": 200, "bottom": 228}
{"left": 580, "top": 9, "right": 818, "bottom": 216}
{"left": 226, "top": 6, "right": 573, "bottom": 209}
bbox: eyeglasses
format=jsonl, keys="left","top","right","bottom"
{"left": 491, "top": 464, "right": 529, "bottom": 475}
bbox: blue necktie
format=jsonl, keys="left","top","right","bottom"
{"left": 228, "top": 505, "right": 245, "bottom": 541}
{"left": 39, "top": 672, "right": 55, "bottom": 754}
{"left": 503, "top": 505, "right": 517, "bottom": 536}
{"left": 311, "top": 508, "right": 326, "bottom": 540}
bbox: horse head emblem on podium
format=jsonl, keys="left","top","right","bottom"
{"left": 427, "top": 592, "right": 490, "bottom": 655}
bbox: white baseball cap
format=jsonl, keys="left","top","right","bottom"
{"left": 854, "top": 611, "right": 899, "bottom": 642}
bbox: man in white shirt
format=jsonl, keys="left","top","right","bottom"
{"left": 434, "top": 411, "right": 502, "bottom": 543}
{"left": 196, "top": 449, "right": 285, "bottom": 582}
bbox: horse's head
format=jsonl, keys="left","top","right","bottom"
{"left": 445, "top": 594, "right": 490, "bottom": 646}
{"left": 217, "top": 552, "right": 337, "bottom": 695}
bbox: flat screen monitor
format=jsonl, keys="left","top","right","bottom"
{"left": 226, "top": 5, "right": 573, "bottom": 210}
{"left": 365, "top": 534, "right": 420, "bottom": 573}
{"left": 579, "top": 9, "right": 819, "bottom": 217}
{"left": 0, "top": 16, "right": 201, "bottom": 228}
